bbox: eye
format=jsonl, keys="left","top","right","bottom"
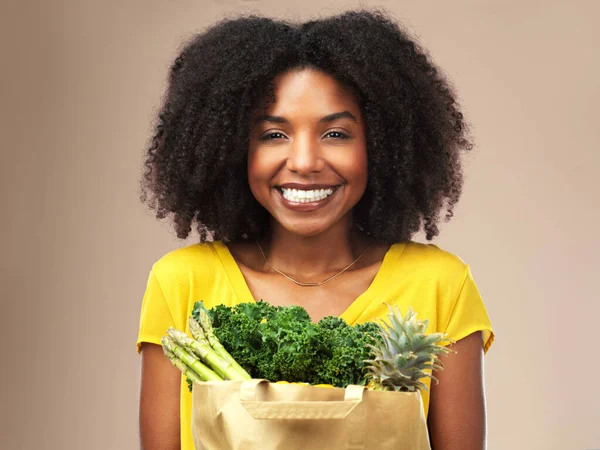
{"left": 259, "top": 132, "right": 287, "bottom": 141}
{"left": 324, "top": 130, "right": 350, "bottom": 140}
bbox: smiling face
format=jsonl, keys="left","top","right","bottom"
{"left": 248, "top": 68, "right": 368, "bottom": 238}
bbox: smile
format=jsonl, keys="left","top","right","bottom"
{"left": 280, "top": 187, "right": 334, "bottom": 203}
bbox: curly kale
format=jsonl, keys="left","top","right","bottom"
{"left": 192, "top": 301, "right": 382, "bottom": 387}
{"left": 260, "top": 306, "right": 324, "bottom": 383}
{"left": 192, "top": 300, "right": 278, "bottom": 375}
{"left": 315, "top": 317, "right": 382, "bottom": 386}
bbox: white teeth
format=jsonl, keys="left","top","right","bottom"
{"left": 281, "top": 187, "right": 334, "bottom": 203}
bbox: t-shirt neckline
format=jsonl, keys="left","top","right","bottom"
{"left": 212, "top": 240, "right": 408, "bottom": 324}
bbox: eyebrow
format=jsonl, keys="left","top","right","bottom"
{"left": 253, "top": 110, "right": 358, "bottom": 126}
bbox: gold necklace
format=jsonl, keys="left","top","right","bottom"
{"left": 256, "top": 240, "right": 371, "bottom": 287}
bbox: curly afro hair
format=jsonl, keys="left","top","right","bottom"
{"left": 140, "top": 8, "right": 472, "bottom": 243}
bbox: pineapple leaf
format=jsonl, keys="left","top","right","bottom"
{"left": 365, "top": 304, "right": 456, "bottom": 393}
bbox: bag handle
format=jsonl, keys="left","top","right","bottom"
{"left": 239, "top": 379, "right": 365, "bottom": 420}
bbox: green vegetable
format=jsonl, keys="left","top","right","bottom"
{"left": 194, "top": 300, "right": 277, "bottom": 376}
{"left": 314, "top": 317, "right": 381, "bottom": 387}
{"left": 165, "top": 301, "right": 446, "bottom": 395}
{"left": 192, "top": 300, "right": 382, "bottom": 387}
{"left": 161, "top": 336, "right": 223, "bottom": 382}
{"left": 167, "top": 327, "right": 249, "bottom": 381}
{"left": 193, "top": 309, "right": 251, "bottom": 379}
{"left": 260, "top": 305, "right": 324, "bottom": 383}
{"left": 163, "top": 346, "right": 203, "bottom": 385}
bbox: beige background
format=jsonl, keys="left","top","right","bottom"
{"left": 1, "top": 1, "right": 598, "bottom": 449}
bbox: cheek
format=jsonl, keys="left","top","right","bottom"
{"left": 247, "top": 158, "right": 261, "bottom": 198}
{"left": 357, "top": 152, "right": 368, "bottom": 180}
{"left": 247, "top": 149, "right": 274, "bottom": 198}
{"left": 345, "top": 147, "right": 368, "bottom": 191}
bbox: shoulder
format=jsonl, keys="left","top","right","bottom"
{"left": 151, "top": 241, "right": 222, "bottom": 283}
{"left": 399, "top": 241, "right": 468, "bottom": 275}
{"left": 389, "top": 241, "right": 472, "bottom": 297}
{"left": 357, "top": 241, "right": 479, "bottom": 329}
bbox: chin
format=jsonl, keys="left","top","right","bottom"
{"left": 275, "top": 215, "right": 344, "bottom": 238}
{"left": 282, "top": 224, "right": 327, "bottom": 238}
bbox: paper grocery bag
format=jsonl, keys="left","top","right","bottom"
{"left": 191, "top": 379, "right": 431, "bottom": 450}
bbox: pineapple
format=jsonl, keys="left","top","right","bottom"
{"left": 365, "top": 305, "right": 454, "bottom": 392}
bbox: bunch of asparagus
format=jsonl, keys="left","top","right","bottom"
{"left": 161, "top": 308, "right": 251, "bottom": 385}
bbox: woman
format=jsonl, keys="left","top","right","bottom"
{"left": 137, "top": 9, "right": 494, "bottom": 450}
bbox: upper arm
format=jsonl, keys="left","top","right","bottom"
{"left": 139, "top": 343, "right": 182, "bottom": 450}
{"left": 427, "top": 331, "right": 487, "bottom": 450}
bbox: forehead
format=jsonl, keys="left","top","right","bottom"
{"left": 263, "top": 68, "right": 360, "bottom": 115}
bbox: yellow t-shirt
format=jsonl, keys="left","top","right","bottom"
{"left": 136, "top": 240, "right": 494, "bottom": 450}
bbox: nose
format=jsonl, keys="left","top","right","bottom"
{"left": 286, "top": 135, "right": 325, "bottom": 174}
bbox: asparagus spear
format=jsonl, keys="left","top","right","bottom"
{"left": 163, "top": 347, "right": 203, "bottom": 384}
{"left": 167, "top": 327, "right": 249, "bottom": 381}
{"left": 188, "top": 315, "right": 206, "bottom": 342}
{"left": 161, "top": 336, "right": 222, "bottom": 382}
{"left": 194, "top": 310, "right": 251, "bottom": 380}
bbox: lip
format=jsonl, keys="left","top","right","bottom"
{"left": 278, "top": 183, "right": 339, "bottom": 190}
{"left": 274, "top": 185, "right": 340, "bottom": 212}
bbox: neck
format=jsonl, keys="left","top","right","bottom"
{"left": 260, "top": 217, "right": 369, "bottom": 280}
